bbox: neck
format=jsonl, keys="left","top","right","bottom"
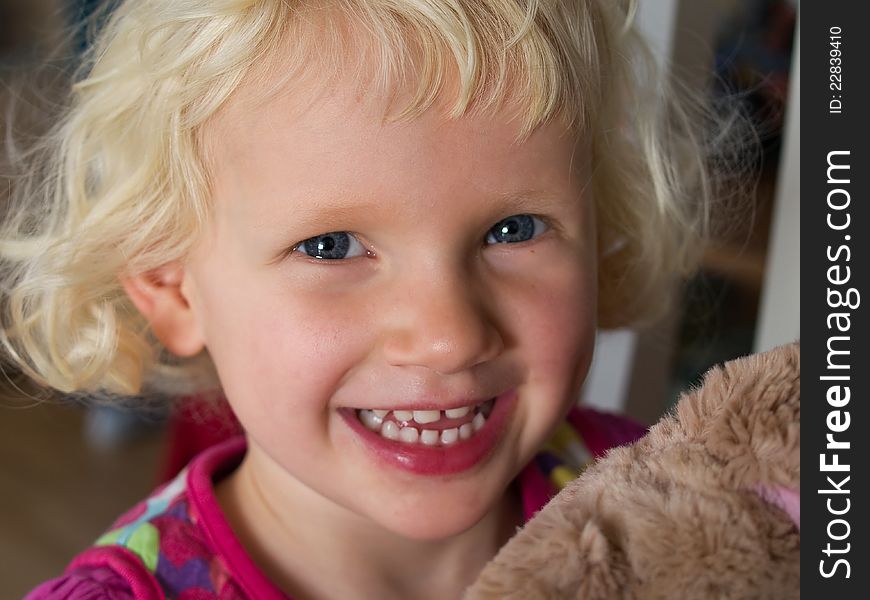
{"left": 216, "top": 442, "right": 523, "bottom": 600}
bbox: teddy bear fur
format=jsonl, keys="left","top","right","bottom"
{"left": 466, "top": 342, "right": 800, "bottom": 600}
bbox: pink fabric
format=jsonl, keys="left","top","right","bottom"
{"left": 565, "top": 407, "right": 648, "bottom": 457}
{"left": 518, "top": 459, "right": 556, "bottom": 520}
{"left": 25, "top": 564, "right": 136, "bottom": 600}
{"left": 24, "top": 547, "right": 163, "bottom": 600}
{"left": 755, "top": 484, "right": 800, "bottom": 530}
{"left": 67, "top": 547, "right": 162, "bottom": 600}
{"left": 186, "top": 438, "right": 288, "bottom": 600}
{"left": 517, "top": 407, "right": 647, "bottom": 518}
{"left": 25, "top": 406, "right": 643, "bottom": 599}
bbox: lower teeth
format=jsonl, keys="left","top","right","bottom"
{"left": 357, "top": 401, "right": 491, "bottom": 446}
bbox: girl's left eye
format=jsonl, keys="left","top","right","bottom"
{"left": 485, "top": 214, "right": 549, "bottom": 245}
{"left": 293, "top": 232, "right": 367, "bottom": 260}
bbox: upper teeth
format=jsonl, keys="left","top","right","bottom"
{"left": 365, "top": 404, "right": 478, "bottom": 426}
{"left": 445, "top": 406, "right": 471, "bottom": 419}
{"left": 356, "top": 400, "right": 492, "bottom": 446}
{"left": 412, "top": 410, "right": 440, "bottom": 424}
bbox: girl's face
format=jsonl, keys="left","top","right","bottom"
{"left": 180, "top": 75, "right": 597, "bottom": 540}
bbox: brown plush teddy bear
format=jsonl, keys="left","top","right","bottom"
{"left": 467, "top": 342, "right": 800, "bottom": 600}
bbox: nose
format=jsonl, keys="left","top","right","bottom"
{"left": 381, "top": 269, "right": 505, "bottom": 375}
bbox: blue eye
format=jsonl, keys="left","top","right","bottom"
{"left": 486, "top": 215, "right": 548, "bottom": 244}
{"left": 294, "top": 232, "right": 367, "bottom": 260}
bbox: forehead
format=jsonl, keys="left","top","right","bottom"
{"left": 205, "top": 70, "right": 585, "bottom": 218}
{"left": 210, "top": 51, "right": 571, "bottom": 152}
{"left": 202, "top": 30, "right": 586, "bottom": 196}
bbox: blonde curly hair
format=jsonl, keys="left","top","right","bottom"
{"left": 1, "top": 0, "right": 716, "bottom": 396}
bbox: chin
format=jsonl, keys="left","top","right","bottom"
{"left": 380, "top": 508, "right": 490, "bottom": 542}
{"left": 367, "top": 481, "right": 510, "bottom": 542}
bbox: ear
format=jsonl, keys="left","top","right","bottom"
{"left": 121, "top": 263, "right": 205, "bottom": 357}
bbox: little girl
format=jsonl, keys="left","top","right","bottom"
{"left": 3, "top": 1, "right": 717, "bottom": 598}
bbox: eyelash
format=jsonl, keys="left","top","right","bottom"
{"left": 290, "top": 231, "right": 369, "bottom": 261}
{"left": 289, "top": 214, "right": 550, "bottom": 261}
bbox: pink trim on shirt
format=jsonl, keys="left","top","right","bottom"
{"left": 24, "top": 547, "right": 162, "bottom": 600}
{"left": 67, "top": 547, "right": 162, "bottom": 600}
{"left": 186, "top": 437, "right": 290, "bottom": 600}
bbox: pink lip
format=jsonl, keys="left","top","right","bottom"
{"left": 340, "top": 390, "right": 517, "bottom": 476}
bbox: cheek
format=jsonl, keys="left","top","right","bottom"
{"left": 192, "top": 269, "right": 373, "bottom": 417}
{"left": 493, "top": 252, "right": 596, "bottom": 462}
{"left": 500, "top": 253, "right": 597, "bottom": 388}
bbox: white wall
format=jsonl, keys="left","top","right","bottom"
{"left": 754, "top": 26, "right": 800, "bottom": 352}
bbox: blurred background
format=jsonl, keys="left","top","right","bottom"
{"left": 1, "top": 0, "right": 798, "bottom": 597}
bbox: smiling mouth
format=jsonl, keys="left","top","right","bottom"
{"left": 355, "top": 398, "right": 496, "bottom": 447}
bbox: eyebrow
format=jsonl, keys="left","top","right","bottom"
{"left": 286, "top": 198, "right": 384, "bottom": 226}
{"left": 496, "top": 189, "right": 571, "bottom": 207}
{"left": 492, "top": 188, "right": 587, "bottom": 218}
{"left": 268, "top": 187, "right": 578, "bottom": 239}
